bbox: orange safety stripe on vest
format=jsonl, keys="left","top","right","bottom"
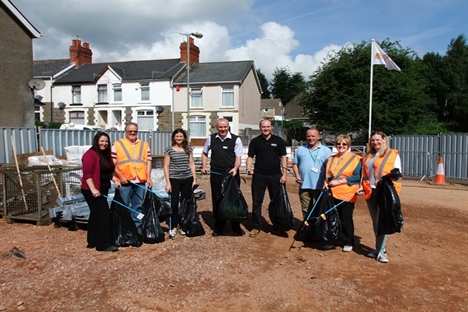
{"left": 362, "top": 149, "right": 401, "bottom": 200}
{"left": 325, "top": 153, "right": 361, "bottom": 203}
{"left": 114, "top": 138, "right": 149, "bottom": 181}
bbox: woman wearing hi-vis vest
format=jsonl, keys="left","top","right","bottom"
{"left": 358, "top": 131, "right": 401, "bottom": 263}
{"left": 324, "top": 134, "right": 361, "bottom": 252}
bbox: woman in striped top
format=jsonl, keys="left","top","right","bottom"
{"left": 163, "top": 129, "right": 197, "bottom": 238}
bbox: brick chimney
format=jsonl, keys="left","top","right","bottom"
{"left": 180, "top": 37, "right": 200, "bottom": 65}
{"left": 69, "top": 39, "right": 93, "bottom": 67}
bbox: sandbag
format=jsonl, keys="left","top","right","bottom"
{"left": 376, "top": 168, "right": 403, "bottom": 235}
{"left": 111, "top": 189, "right": 142, "bottom": 247}
{"left": 218, "top": 174, "right": 248, "bottom": 221}
{"left": 268, "top": 184, "right": 294, "bottom": 232}
{"left": 141, "top": 192, "right": 165, "bottom": 244}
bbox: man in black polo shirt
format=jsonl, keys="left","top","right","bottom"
{"left": 201, "top": 118, "right": 245, "bottom": 237}
{"left": 246, "top": 118, "right": 287, "bottom": 238}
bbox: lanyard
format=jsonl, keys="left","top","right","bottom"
{"left": 308, "top": 147, "right": 319, "bottom": 163}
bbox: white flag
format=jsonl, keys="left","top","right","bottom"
{"left": 371, "top": 40, "right": 401, "bottom": 71}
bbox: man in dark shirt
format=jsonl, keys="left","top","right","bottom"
{"left": 201, "top": 118, "right": 245, "bottom": 237}
{"left": 246, "top": 119, "right": 287, "bottom": 238}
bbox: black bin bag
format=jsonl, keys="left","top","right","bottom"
{"left": 111, "top": 189, "right": 142, "bottom": 247}
{"left": 218, "top": 174, "right": 248, "bottom": 221}
{"left": 376, "top": 168, "right": 403, "bottom": 236}
{"left": 179, "top": 192, "right": 205, "bottom": 237}
{"left": 294, "top": 189, "right": 340, "bottom": 242}
{"left": 141, "top": 192, "right": 165, "bottom": 244}
{"left": 268, "top": 184, "right": 294, "bottom": 232}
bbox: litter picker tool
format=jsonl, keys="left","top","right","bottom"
{"left": 40, "top": 146, "right": 62, "bottom": 198}
{"left": 102, "top": 194, "right": 144, "bottom": 220}
{"left": 282, "top": 166, "right": 297, "bottom": 179}
{"left": 307, "top": 194, "right": 354, "bottom": 227}
{"left": 288, "top": 191, "right": 323, "bottom": 251}
{"left": 242, "top": 171, "right": 249, "bottom": 183}
{"left": 10, "top": 135, "right": 28, "bottom": 211}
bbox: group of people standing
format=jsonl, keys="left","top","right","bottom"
{"left": 81, "top": 119, "right": 401, "bottom": 264}
{"left": 292, "top": 128, "right": 401, "bottom": 263}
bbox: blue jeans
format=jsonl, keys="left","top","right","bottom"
{"left": 119, "top": 183, "right": 146, "bottom": 228}
{"left": 366, "top": 191, "right": 387, "bottom": 254}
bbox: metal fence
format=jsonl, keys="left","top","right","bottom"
{"left": 0, "top": 128, "right": 172, "bottom": 163}
{"left": 1, "top": 128, "right": 467, "bottom": 180}
{"left": 390, "top": 134, "right": 468, "bottom": 180}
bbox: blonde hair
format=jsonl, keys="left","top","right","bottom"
{"left": 367, "top": 131, "right": 389, "bottom": 156}
{"left": 335, "top": 134, "right": 352, "bottom": 147}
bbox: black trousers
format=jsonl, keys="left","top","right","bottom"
{"left": 334, "top": 198, "right": 355, "bottom": 246}
{"left": 82, "top": 188, "right": 114, "bottom": 251}
{"left": 169, "top": 176, "right": 194, "bottom": 229}
{"left": 251, "top": 172, "right": 282, "bottom": 230}
{"left": 210, "top": 172, "right": 241, "bottom": 233}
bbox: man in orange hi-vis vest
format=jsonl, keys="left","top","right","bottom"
{"left": 112, "top": 123, "right": 152, "bottom": 231}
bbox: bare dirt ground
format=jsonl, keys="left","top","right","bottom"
{"left": 1, "top": 175, "right": 467, "bottom": 312}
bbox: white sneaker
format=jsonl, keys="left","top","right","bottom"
{"left": 169, "top": 229, "right": 177, "bottom": 238}
{"left": 367, "top": 249, "right": 387, "bottom": 259}
{"left": 342, "top": 245, "right": 353, "bottom": 252}
{"left": 377, "top": 253, "right": 389, "bottom": 263}
{"left": 178, "top": 228, "right": 186, "bottom": 235}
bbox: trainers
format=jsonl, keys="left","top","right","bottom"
{"left": 377, "top": 253, "right": 389, "bottom": 263}
{"left": 178, "top": 228, "right": 186, "bottom": 235}
{"left": 342, "top": 245, "right": 353, "bottom": 252}
{"left": 169, "top": 229, "right": 177, "bottom": 238}
{"left": 323, "top": 244, "right": 336, "bottom": 250}
{"left": 249, "top": 229, "right": 260, "bottom": 238}
{"left": 367, "top": 249, "right": 386, "bottom": 259}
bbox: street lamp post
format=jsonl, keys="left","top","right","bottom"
{"left": 183, "top": 32, "right": 203, "bottom": 142}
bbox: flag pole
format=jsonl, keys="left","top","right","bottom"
{"left": 368, "top": 39, "right": 375, "bottom": 139}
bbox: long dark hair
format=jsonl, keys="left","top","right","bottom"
{"left": 90, "top": 132, "right": 115, "bottom": 170}
{"left": 171, "top": 128, "right": 189, "bottom": 153}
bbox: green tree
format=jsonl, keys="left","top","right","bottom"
{"left": 256, "top": 68, "right": 271, "bottom": 99}
{"left": 444, "top": 35, "right": 468, "bottom": 130}
{"left": 271, "top": 67, "right": 306, "bottom": 104}
{"left": 300, "top": 40, "right": 437, "bottom": 135}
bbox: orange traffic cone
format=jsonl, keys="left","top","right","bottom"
{"left": 434, "top": 156, "right": 446, "bottom": 185}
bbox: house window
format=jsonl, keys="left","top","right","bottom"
{"left": 221, "top": 86, "right": 234, "bottom": 107}
{"left": 189, "top": 116, "right": 206, "bottom": 137}
{"left": 113, "top": 83, "right": 122, "bottom": 102}
{"left": 137, "top": 110, "right": 154, "bottom": 131}
{"left": 69, "top": 111, "right": 85, "bottom": 125}
{"left": 140, "top": 83, "right": 150, "bottom": 101}
{"left": 34, "top": 106, "right": 41, "bottom": 122}
{"left": 191, "top": 88, "right": 203, "bottom": 108}
{"left": 72, "top": 86, "right": 81, "bottom": 104}
{"left": 97, "top": 84, "right": 107, "bottom": 103}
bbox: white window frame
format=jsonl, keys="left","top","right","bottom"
{"left": 190, "top": 88, "right": 203, "bottom": 108}
{"left": 113, "top": 83, "right": 122, "bottom": 102}
{"left": 140, "top": 83, "right": 150, "bottom": 101}
{"left": 221, "top": 86, "right": 234, "bottom": 107}
{"left": 189, "top": 115, "right": 206, "bottom": 137}
{"left": 136, "top": 109, "right": 154, "bottom": 131}
{"left": 72, "top": 85, "right": 81, "bottom": 104}
{"left": 97, "top": 84, "right": 108, "bottom": 103}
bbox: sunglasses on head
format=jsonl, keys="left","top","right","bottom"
{"left": 336, "top": 142, "right": 347, "bottom": 146}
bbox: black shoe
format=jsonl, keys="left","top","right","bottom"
{"left": 271, "top": 229, "right": 289, "bottom": 238}
{"left": 212, "top": 231, "right": 221, "bottom": 237}
{"left": 103, "top": 245, "right": 118, "bottom": 252}
{"left": 234, "top": 228, "right": 245, "bottom": 236}
{"left": 86, "top": 244, "right": 95, "bottom": 249}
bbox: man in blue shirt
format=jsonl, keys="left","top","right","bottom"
{"left": 293, "top": 128, "right": 332, "bottom": 219}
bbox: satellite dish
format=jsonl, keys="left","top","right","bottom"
{"left": 29, "top": 79, "right": 46, "bottom": 90}
{"left": 58, "top": 102, "right": 66, "bottom": 109}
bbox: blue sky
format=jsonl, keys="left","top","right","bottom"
{"left": 12, "top": 0, "right": 467, "bottom": 80}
